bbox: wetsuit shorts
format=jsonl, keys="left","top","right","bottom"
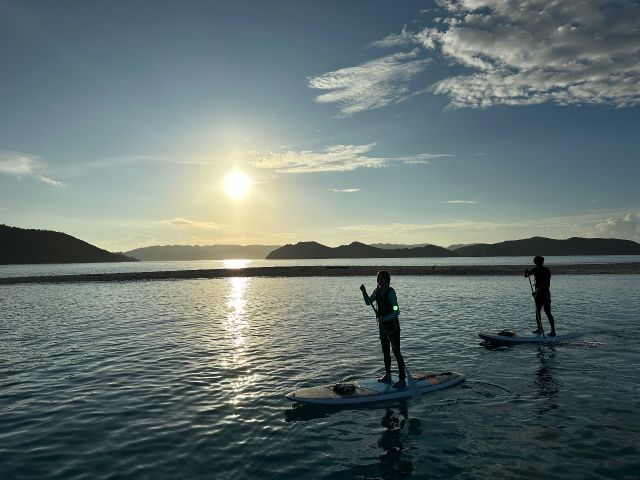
{"left": 535, "top": 290, "right": 551, "bottom": 308}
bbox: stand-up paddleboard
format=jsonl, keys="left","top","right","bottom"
{"left": 286, "top": 371, "right": 465, "bottom": 406}
{"left": 479, "top": 330, "right": 583, "bottom": 345}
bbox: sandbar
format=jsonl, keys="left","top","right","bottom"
{"left": 1, "top": 263, "right": 639, "bottom": 285}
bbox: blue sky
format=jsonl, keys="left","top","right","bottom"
{"left": 1, "top": 0, "right": 639, "bottom": 251}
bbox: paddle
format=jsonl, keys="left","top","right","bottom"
{"left": 528, "top": 275, "right": 545, "bottom": 338}
{"left": 362, "top": 286, "right": 421, "bottom": 402}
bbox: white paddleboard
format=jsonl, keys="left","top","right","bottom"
{"left": 479, "top": 331, "right": 583, "bottom": 345}
{"left": 285, "top": 371, "right": 465, "bottom": 406}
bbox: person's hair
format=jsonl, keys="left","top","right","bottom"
{"left": 533, "top": 256, "right": 544, "bottom": 266}
{"left": 377, "top": 270, "right": 391, "bottom": 284}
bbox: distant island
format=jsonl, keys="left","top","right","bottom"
{"left": 0, "top": 225, "right": 137, "bottom": 265}
{"left": 126, "top": 244, "right": 280, "bottom": 261}
{"left": 4, "top": 225, "right": 639, "bottom": 264}
{"left": 266, "top": 237, "right": 640, "bottom": 259}
{"left": 452, "top": 236, "right": 640, "bottom": 256}
{"left": 267, "top": 241, "right": 456, "bottom": 259}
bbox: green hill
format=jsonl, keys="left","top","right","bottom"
{"left": 0, "top": 224, "right": 137, "bottom": 264}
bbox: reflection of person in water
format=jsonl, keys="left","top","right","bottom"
{"left": 370, "top": 404, "right": 421, "bottom": 479}
{"left": 534, "top": 347, "right": 559, "bottom": 417}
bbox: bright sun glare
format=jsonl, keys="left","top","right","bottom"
{"left": 224, "top": 171, "right": 252, "bottom": 199}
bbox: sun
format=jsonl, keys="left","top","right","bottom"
{"left": 224, "top": 170, "right": 252, "bottom": 199}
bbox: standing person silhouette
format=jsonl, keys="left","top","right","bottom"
{"left": 525, "top": 256, "right": 557, "bottom": 337}
{"left": 360, "top": 271, "right": 407, "bottom": 388}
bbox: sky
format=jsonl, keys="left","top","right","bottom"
{"left": 1, "top": 0, "right": 639, "bottom": 251}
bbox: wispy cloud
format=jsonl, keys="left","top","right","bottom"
{"left": 342, "top": 221, "right": 501, "bottom": 234}
{"left": 158, "top": 218, "right": 226, "bottom": 229}
{"left": 400, "top": 153, "right": 452, "bottom": 164}
{"left": 308, "top": 49, "right": 430, "bottom": 115}
{"left": 596, "top": 211, "right": 640, "bottom": 240}
{"left": 38, "top": 175, "right": 66, "bottom": 187}
{"left": 340, "top": 209, "right": 640, "bottom": 242}
{"left": 370, "top": 26, "right": 418, "bottom": 48}
{"left": 0, "top": 150, "right": 66, "bottom": 187}
{"left": 439, "top": 200, "right": 479, "bottom": 205}
{"left": 332, "top": 188, "right": 360, "bottom": 193}
{"left": 311, "top": 1, "right": 640, "bottom": 112}
{"left": 250, "top": 144, "right": 451, "bottom": 173}
{"left": 84, "top": 155, "right": 216, "bottom": 170}
{"left": 55, "top": 154, "right": 229, "bottom": 179}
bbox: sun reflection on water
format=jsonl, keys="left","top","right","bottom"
{"left": 222, "top": 259, "right": 251, "bottom": 269}
{"left": 222, "top": 276, "right": 262, "bottom": 404}
{"left": 222, "top": 277, "right": 249, "bottom": 370}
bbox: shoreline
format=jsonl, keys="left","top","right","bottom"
{"left": 1, "top": 263, "right": 639, "bottom": 285}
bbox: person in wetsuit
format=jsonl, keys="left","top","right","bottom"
{"left": 525, "top": 256, "right": 557, "bottom": 336}
{"left": 360, "top": 270, "right": 407, "bottom": 388}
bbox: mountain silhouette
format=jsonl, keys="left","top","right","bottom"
{"left": 452, "top": 236, "right": 640, "bottom": 256}
{"left": 0, "top": 224, "right": 137, "bottom": 264}
{"left": 266, "top": 241, "right": 455, "bottom": 259}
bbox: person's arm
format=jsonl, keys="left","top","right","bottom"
{"left": 380, "top": 289, "right": 400, "bottom": 322}
{"left": 360, "top": 285, "right": 376, "bottom": 306}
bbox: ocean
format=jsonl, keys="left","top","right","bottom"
{"left": 1, "top": 271, "right": 639, "bottom": 479}
{"left": 1, "top": 254, "right": 639, "bottom": 278}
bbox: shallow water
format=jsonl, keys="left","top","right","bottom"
{"left": 1, "top": 275, "right": 639, "bottom": 479}
{"left": 1, "top": 254, "right": 639, "bottom": 278}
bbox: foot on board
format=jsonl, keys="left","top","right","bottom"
{"left": 378, "top": 374, "right": 392, "bottom": 383}
{"left": 531, "top": 328, "right": 543, "bottom": 335}
{"left": 392, "top": 379, "right": 406, "bottom": 389}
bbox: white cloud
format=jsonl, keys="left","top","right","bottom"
{"left": 250, "top": 144, "right": 451, "bottom": 173}
{"left": 595, "top": 211, "right": 640, "bottom": 240}
{"left": 439, "top": 200, "right": 479, "bottom": 204}
{"left": 159, "top": 218, "right": 225, "bottom": 229}
{"left": 308, "top": 49, "right": 430, "bottom": 115}
{"left": 0, "top": 150, "right": 66, "bottom": 187}
{"left": 426, "top": 0, "right": 640, "bottom": 108}
{"left": 332, "top": 188, "right": 360, "bottom": 193}
{"left": 311, "top": 0, "right": 640, "bottom": 112}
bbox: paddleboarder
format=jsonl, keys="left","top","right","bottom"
{"left": 525, "top": 256, "right": 557, "bottom": 337}
{"left": 360, "top": 271, "right": 407, "bottom": 388}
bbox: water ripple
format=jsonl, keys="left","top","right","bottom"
{"left": 1, "top": 275, "right": 639, "bottom": 479}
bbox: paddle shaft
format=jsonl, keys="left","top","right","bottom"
{"left": 528, "top": 276, "right": 545, "bottom": 336}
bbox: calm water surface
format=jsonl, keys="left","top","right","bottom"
{"left": 1, "top": 255, "right": 639, "bottom": 278}
{"left": 1, "top": 275, "right": 639, "bottom": 479}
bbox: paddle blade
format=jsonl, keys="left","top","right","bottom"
{"left": 406, "top": 369, "right": 421, "bottom": 402}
